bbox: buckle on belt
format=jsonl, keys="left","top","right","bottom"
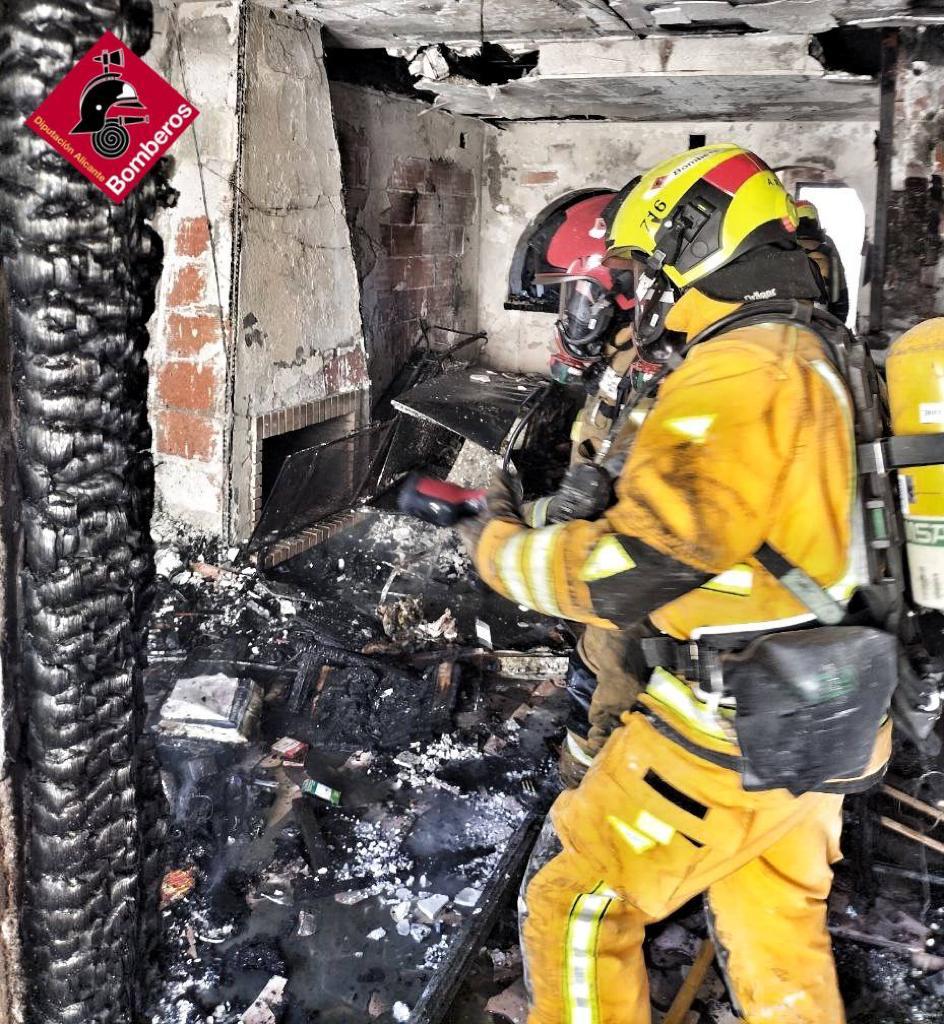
{"left": 687, "top": 641, "right": 725, "bottom": 711}
{"left": 640, "top": 636, "right": 726, "bottom": 699}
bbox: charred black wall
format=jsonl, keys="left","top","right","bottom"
{"left": 0, "top": 1, "right": 167, "bottom": 1021}
{"left": 880, "top": 28, "right": 944, "bottom": 336}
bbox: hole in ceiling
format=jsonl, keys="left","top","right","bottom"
{"left": 323, "top": 47, "right": 418, "bottom": 97}
{"left": 445, "top": 42, "right": 537, "bottom": 86}
{"left": 813, "top": 28, "right": 883, "bottom": 77}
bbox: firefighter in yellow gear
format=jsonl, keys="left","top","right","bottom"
{"left": 796, "top": 198, "right": 850, "bottom": 323}
{"left": 528, "top": 336, "right": 652, "bottom": 788}
{"left": 525, "top": 196, "right": 662, "bottom": 787}
{"left": 464, "top": 144, "right": 892, "bottom": 1024}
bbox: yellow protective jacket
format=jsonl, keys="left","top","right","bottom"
{"left": 474, "top": 288, "right": 861, "bottom": 642}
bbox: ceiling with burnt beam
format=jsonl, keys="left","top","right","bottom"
{"left": 289, "top": 0, "right": 939, "bottom": 50}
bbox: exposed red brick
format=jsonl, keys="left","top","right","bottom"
{"left": 425, "top": 282, "right": 460, "bottom": 310}
{"left": 415, "top": 194, "right": 474, "bottom": 225}
{"left": 386, "top": 318, "right": 423, "bottom": 353}
{"left": 175, "top": 217, "right": 211, "bottom": 258}
{"left": 386, "top": 256, "right": 436, "bottom": 290}
{"left": 340, "top": 142, "right": 370, "bottom": 189}
{"left": 382, "top": 191, "right": 418, "bottom": 224}
{"left": 157, "top": 410, "right": 214, "bottom": 461}
{"left": 157, "top": 361, "right": 218, "bottom": 413}
{"left": 324, "top": 346, "right": 368, "bottom": 394}
{"left": 522, "top": 170, "right": 559, "bottom": 185}
{"left": 390, "top": 156, "right": 429, "bottom": 191}
{"left": 426, "top": 160, "right": 475, "bottom": 195}
{"left": 375, "top": 287, "right": 427, "bottom": 324}
{"left": 385, "top": 224, "right": 453, "bottom": 257}
{"left": 344, "top": 187, "right": 369, "bottom": 211}
{"left": 167, "top": 311, "right": 221, "bottom": 357}
{"left": 168, "top": 264, "right": 207, "bottom": 306}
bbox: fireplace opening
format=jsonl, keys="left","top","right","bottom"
{"left": 251, "top": 393, "right": 366, "bottom": 564}
{"left": 261, "top": 416, "right": 352, "bottom": 511}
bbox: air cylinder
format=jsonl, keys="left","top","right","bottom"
{"left": 887, "top": 317, "right": 944, "bottom": 610}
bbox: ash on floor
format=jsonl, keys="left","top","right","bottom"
{"left": 144, "top": 514, "right": 944, "bottom": 1024}
{"left": 145, "top": 514, "right": 569, "bottom": 1024}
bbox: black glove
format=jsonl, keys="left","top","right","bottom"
{"left": 546, "top": 463, "right": 614, "bottom": 523}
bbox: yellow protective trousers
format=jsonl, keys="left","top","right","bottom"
{"left": 521, "top": 709, "right": 849, "bottom": 1024}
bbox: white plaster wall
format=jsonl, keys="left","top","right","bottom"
{"left": 479, "top": 120, "right": 879, "bottom": 373}
{"left": 230, "top": 5, "right": 368, "bottom": 540}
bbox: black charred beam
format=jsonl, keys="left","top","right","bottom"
{"left": 869, "top": 27, "right": 898, "bottom": 340}
{"left": 0, "top": 1, "right": 169, "bottom": 1021}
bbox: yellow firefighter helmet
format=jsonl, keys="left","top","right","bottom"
{"left": 608, "top": 144, "right": 800, "bottom": 290}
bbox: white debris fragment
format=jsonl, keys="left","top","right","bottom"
{"left": 154, "top": 547, "right": 184, "bottom": 578}
{"left": 454, "top": 887, "right": 482, "bottom": 908}
{"left": 396, "top": 918, "right": 412, "bottom": 937}
{"left": 393, "top": 1001, "right": 411, "bottom": 1022}
{"left": 475, "top": 618, "right": 493, "bottom": 649}
{"left": 417, "top": 608, "right": 458, "bottom": 642}
{"left": 409, "top": 44, "right": 450, "bottom": 81}
{"left": 296, "top": 910, "right": 316, "bottom": 937}
{"left": 238, "top": 976, "right": 287, "bottom": 1024}
{"left": 391, "top": 901, "right": 412, "bottom": 922}
{"left": 410, "top": 923, "right": 431, "bottom": 943}
{"left": 416, "top": 894, "right": 449, "bottom": 924}
{"left": 367, "top": 927, "right": 387, "bottom": 941}
{"left": 278, "top": 598, "right": 297, "bottom": 617}
{"left": 335, "top": 889, "right": 371, "bottom": 906}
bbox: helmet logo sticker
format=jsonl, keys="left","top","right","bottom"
{"left": 27, "top": 30, "right": 199, "bottom": 203}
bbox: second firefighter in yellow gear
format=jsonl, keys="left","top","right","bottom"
{"left": 466, "top": 144, "right": 892, "bottom": 1024}
{"left": 529, "top": 338, "right": 651, "bottom": 786}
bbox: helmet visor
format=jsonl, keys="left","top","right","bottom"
{"left": 557, "top": 276, "right": 614, "bottom": 355}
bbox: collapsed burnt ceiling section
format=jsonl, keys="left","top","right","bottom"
{"left": 0, "top": 0, "right": 168, "bottom": 1021}
{"left": 324, "top": 32, "right": 880, "bottom": 123}
{"left": 292, "top": 0, "right": 938, "bottom": 50}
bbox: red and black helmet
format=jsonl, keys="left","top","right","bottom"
{"left": 536, "top": 191, "right": 637, "bottom": 379}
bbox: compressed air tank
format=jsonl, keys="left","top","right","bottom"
{"left": 887, "top": 318, "right": 944, "bottom": 610}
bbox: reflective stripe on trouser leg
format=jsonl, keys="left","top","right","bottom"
{"left": 523, "top": 844, "right": 651, "bottom": 1023}
{"left": 565, "top": 883, "right": 616, "bottom": 1024}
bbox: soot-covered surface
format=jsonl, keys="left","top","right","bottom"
{"left": 0, "top": 1, "right": 171, "bottom": 1018}
{"left": 143, "top": 513, "right": 944, "bottom": 1024}
{"left": 145, "top": 516, "right": 570, "bottom": 1023}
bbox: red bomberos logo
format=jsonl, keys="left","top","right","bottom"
{"left": 26, "top": 30, "right": 199, "bottom": 203}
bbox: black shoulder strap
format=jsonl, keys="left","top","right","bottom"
{"left": 754, "top": 543, "right": 846, "bottom": 626}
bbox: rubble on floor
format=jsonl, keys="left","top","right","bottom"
{"left": 144, "top": 513, "right": 944, "bottom": 1023}
{"left": 145, "top": 512, "right": 569, "bottom": 1024}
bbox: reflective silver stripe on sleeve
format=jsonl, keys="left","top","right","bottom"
{"left": 497, "top": 531, "right": 536, "bottom": 609}
{"left": 525, "top": 524, "right": 565, "bottom": 618}
{"left": 530, "top": 496, "right": 553, "bottom": 528}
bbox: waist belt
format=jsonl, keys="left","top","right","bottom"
{"left": 641, "top": 635, "right": 725, "bottom": 695}
{"left": 643, "top": 667, "right": 736, "bottom": 742}
{"left": 640, "top": 617, "right": 824, "bottom": 694}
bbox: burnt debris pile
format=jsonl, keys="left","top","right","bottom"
{"left": 145, "top": 512, "right": 571, "bottom": 1023}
